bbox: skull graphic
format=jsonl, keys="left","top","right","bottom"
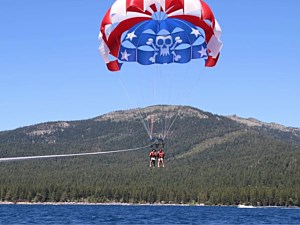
{"left": 156, "top": 35, "right": 173, "bottom": 56}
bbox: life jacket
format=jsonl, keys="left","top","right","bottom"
{"left": 158, "top": 151, "right": 164, "bottom": 158}
{"left": 149, "top": 151, "right": 156, "bottom": 157}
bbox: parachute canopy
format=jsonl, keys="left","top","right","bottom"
{"left": 99, "top": 0, "right": 222, "bottom": 71}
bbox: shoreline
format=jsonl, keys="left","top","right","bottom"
{"left": 0, "top": 201, "right": 205, "bottom": 206}
{"left": 0, "top": 201, "right": 298, "bottom": 208}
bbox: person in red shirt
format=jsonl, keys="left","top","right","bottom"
{"left": 149, "top": 149, "right": 157, "bottom": 168}
{"left": 157, "top": 149, "right": 165, "bottom": 168}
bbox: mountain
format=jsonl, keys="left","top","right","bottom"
{"left": 0, "top": 105, "right": 300, "bottom": 206}
{"left": 227, "top": 114, "right": 300, "bottom": 145}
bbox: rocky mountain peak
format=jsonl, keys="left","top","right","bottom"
{"left": 95, "top": 105, "right": 209, "bottom": 122}
{"left": 227, "top": 114, "right": 300, "bottom": 135}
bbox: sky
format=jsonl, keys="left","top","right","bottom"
{"left": 0, "top": 0, "right": 300, "bottom": 131}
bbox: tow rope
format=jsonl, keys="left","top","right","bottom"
{"left": 0, "top": 144, "right": 151, "bottom": 162}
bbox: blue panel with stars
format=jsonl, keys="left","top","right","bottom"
{"left": 118, "top": 47, "right": 136, "bottom": 62}
{"left": 192, "top": 44, "right": 208, "bottom": 59}
{"left": 118, "top": 17, "right": 208, "bottom": 66}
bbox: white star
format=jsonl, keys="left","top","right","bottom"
{"left": 191, "top": 28, "right": 201, "bottom": 37}
{"left": 121, "top": 50, "right": 131, "bottom": 61}
{"left": 198, "top": 46, "right": 207, "bottom": 57}
{"left": 126, "top": 31, "right": 137, "bottom": 41}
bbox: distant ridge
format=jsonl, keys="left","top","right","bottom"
{"left": 227, "top": 114, "right": 300, "bottom": 132}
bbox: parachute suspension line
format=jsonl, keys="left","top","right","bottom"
{"left": 150, "top": 64, "right": 162, "bottom": 140}
{"left": 0, "top": 144, "right": 152, "bottom": 162}
{"left": 117, "top": 78, "right": 152, "bottom": 138}
{"left": 155, "top": 64, "right": 168, "bottom": 140}
{"left": 154, "top": 64, "right": 167, "bottom": 140}
{"left": 160, "top": 65, "right": 174, "bottom": 140}
{"left": 151, "top": 64, "right": 175, "bottom": 140}
{"left": 164, "top": 109, "right": 180, "bottom": 139}
{"left": 148, "top": 115, "right": 154, "bottom": 140}
{"left": 164, "top": 69, "right": 204, "bottom": 139}
{"left": 163, "top": 106, "right": 170, "bottom": 139}
{"left": 158, "top": 65, "right": 166, "bottom": 139}
{"left": 161, "top": 66, "right": 168, "bottom": 139}
{"left": 162, "top": 107, "right": 166, "bottom": 140}
{"left": 153, "top": 65, "right": 159, "bottom": 119}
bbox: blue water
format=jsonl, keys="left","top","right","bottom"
{"left": 0, "top": 205, "right": 299, "bottom": 224}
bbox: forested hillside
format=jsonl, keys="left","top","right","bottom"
{"left": 1, "top": 105, "right": 300, "bottom": 206}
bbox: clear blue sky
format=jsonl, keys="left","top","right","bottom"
{"left": 0, "top": 0, "right": 300, "bottom": 131}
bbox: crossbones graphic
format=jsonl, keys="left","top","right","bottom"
{"left": 147, "top": 35, "right": 182, "bottom": 63}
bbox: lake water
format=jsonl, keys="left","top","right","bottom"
{"left": 0, "top": 204, "right": 299, "bottom": 224}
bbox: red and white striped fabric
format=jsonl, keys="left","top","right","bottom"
{"left": 99, "top": 0, "right": 222, "bottom": 71}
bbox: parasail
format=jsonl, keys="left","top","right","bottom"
{"left": 99, "top": 0, "right": 222, "bottom": 71}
